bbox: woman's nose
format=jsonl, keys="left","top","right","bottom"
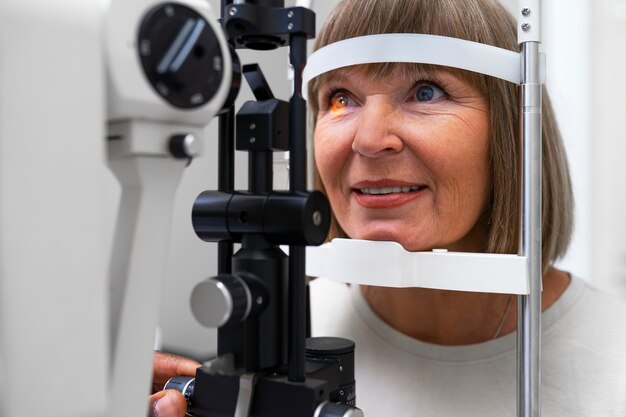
{"left": 351, "top": 101, "right": 404, "bottom": 158}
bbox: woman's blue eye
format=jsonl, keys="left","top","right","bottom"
{"left": 415, "top": 83, "right": 445, "bottom": 102}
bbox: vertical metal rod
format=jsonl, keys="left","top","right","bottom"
{"left": 218, "top": 108, "right": 235, "bottom": 274}
{"left": 306, "top": 282, "right": 312, "bottom": 338}
{"left": 218, "top": 109, "right": 235, "bottom": 195}
{"left": 289, "top": 35, "right": 307, "bottom": 192}
{"left": 517, "top": 41, "right": 542, "bottom": 417}
{"left": 288, "top": 34, "right": 307, "bottom": 382}
{"left": 249, "top": 151, "right": 273, "bottom": 193}
{"left": 217, "top": 5, "right": 234, "bottom": 276}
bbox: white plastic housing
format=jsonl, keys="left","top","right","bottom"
{"left": 0, "top": 1, "right": 108, "bottom": 416}
{"left": 101, "top": 0, "right": 232, "bottom": 126}
{"left": 518, "top": 0, "right": 542, "bottom": 43}
{"left": 107, "top": 121, "right": 193, "bottom": 417}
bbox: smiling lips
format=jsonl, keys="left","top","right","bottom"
{"left": 352, "top": 181, "right": 428, "bottom": 209}
{"left": 360, "top": 185, "right": 423, "bottom": 194}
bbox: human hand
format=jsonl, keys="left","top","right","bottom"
{"left": 147, "top": 351, "right": 201, "bottom": 417}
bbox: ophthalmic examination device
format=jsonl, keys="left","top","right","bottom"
{"left": 0, "top": 1, "right": 544, "bottom": 416}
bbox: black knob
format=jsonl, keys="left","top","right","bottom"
{"left": 163, "top": 376, "right": 195, "bottom": 411}
{"left": 169, "top": 133, "right": 199, "bottom": 159}
{"left": 138, "top": 3, "right": 225, "bottom": 109}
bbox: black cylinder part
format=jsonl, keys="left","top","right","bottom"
{"left": 192, "top": 191, "right": 330, "bottom": 245}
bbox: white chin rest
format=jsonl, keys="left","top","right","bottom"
{"left": 306, "top": 239, "right": 530, "bottom": 294}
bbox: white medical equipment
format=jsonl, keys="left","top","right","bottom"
{"left": 0, "top": 0, "right": 231, "bottom": 416}
{"left": 0, "top": 2, "right": 108, "bottom": 416}
{"left": 104, "top": 1, "right": 231, "bottom": 417}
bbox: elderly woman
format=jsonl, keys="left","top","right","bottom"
{"left": 308, "top": 0, "right": 626, "bottom": 415}
{"left": 150, "top": 0, "right": 626, "bottom": 416}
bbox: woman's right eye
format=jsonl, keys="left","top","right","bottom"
{"left": 328, "top": 91, "right": 355, "bottom": 115}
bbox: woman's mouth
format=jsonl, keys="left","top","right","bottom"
{"left": 359, "top": 185, "right": 425, "bottom": 195}
{"left": 352, "top": 183, "right": 428, "bottom": 208}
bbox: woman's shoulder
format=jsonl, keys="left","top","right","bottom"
{"left": 568, "top": 276, "right": 626, "bottom": 323}
{"left": 541, "top": 277, "right": 626, "bottom": 414}
{"left": 544, "top": 276, "right": 626, "bottom": 355}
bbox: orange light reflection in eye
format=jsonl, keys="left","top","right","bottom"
{"left": 330, "top": 94, "right": 349, "bottom": 116}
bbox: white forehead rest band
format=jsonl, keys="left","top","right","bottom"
{"left": 302, "top": 33, "right": 546, "bottom": 100}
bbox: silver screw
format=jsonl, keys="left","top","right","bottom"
{"left": 140, "top": 40, "right": 151, "bottom": 56}
{"left": 339, "top": 365, "right": 344, "bottom": 372}
{"left": 287, "top": 22, "right": 294, "bottom": 30}
{"left": 521, "top": 22, "right": 531, "bottom": 31}
{"left": 213, "top": 56, "right": 223, "bottom": 71}
{"left": 249, "top": 123, "right": 256, "bottom": 130}
{"left": 157, "top": 83, "right": 170, "bottom": 96}
{"left": 229, "top": 7, "right": 237, "bottom": 16}
{"left": 287, "top": 11, "right": 294, "bottom": 18}
{"left": 190, "top": 93, "right": 204, "bottom": 105}
{"left": 165, "top": 5, "right": 175, "bottom": 16}
{"left": 256, "top": 296, "right": 263, "bottom": 305}
{"left": 250, "top": 137, "right": 256, "bottom": 143}
{"left": 521, "top": 7, "right": 531, "bottom": 16}
{"left": 312, "top": 211, "right": 322, "bottom": 226}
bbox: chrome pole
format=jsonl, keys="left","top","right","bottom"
{"left": 517, "top": 2, "right": 542, "bottom": 417}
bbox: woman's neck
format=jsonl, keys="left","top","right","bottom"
{"left": 361, "top": 267, "right": 571, "bottom": 345}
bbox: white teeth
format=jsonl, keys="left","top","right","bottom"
{"left": 360, "top": 185, "right": 423, "bottom": 195}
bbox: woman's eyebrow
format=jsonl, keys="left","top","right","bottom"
{"left": 321, "top": 69, "right": 353, "bottom": 85}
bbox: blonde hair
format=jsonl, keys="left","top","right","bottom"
{"left": 309, "top": 0, "right": 573, "bottom": 270}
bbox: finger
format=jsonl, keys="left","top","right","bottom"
{"left": 147, "top": 389, "right": 187, "bottom": 417}
{"left": 152, "top": 351, "right": 201, "bottom": 391}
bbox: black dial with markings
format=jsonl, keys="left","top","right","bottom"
{"left": 138, "top": 3, "right": 224, "bottom": 109}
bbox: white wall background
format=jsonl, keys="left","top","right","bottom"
{"left": 534, "top": 0, "right": 592, "bottom": 281}
{"left": 590, "top": 0, "right": 626, "bottom": 297}
{"left": 157, "top": 0, "right": 626, "bottom": 357}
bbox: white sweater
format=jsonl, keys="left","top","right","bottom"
{"left": 310, "top": 277, "right": 626, "bottom": 416}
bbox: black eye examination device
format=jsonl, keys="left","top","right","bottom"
{"left": 147, "top": 1, "right": 363, "bottom": 416}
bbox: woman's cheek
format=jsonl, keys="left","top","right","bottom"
{"left": 314, "top": 116, "right": 359, "bottom": 194}
{"left": 314, "top": 123, "right": 342, "bottom": 169}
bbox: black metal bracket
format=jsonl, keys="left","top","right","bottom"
{"left": 224, "top": 3, "right": 315, "bottom": 50}
{"left": 180, "top": 1, "right": 364, "bottom": 416}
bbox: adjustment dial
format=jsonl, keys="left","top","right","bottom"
{"left": 138, "top": 3, "right": 225, "bottom": 109}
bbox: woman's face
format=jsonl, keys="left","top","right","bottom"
{"left": 314, "top": 67, "right": 492, "bottom": 252}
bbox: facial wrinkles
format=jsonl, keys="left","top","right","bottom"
{"left": 404, "top": 93, "right": 487, "bottom": 121}
{"left": 451, "top": 104, "right": 488, "bottom": 135}
{"left": 348, "top": 158, "right": 415, "bottom": 186}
